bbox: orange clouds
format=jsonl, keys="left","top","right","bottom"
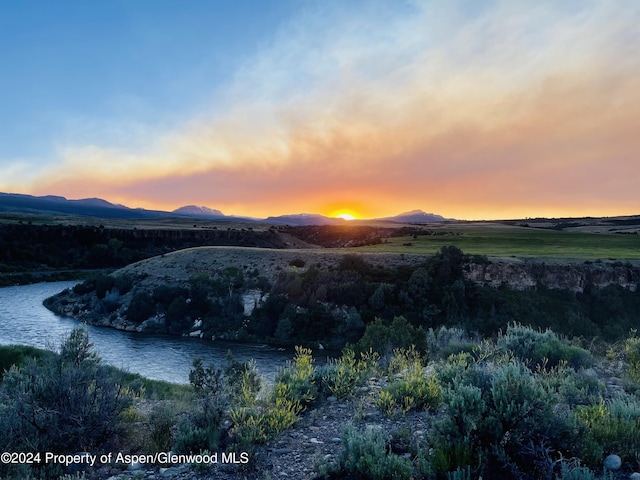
{"left": 27, "top": 1, "right": 640, "bottom": 219}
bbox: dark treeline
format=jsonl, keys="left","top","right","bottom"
{"left": 245, "top": 247, "right": 640, "bottom": 348}
{"left": 0, "top": 223, "right": 286, "bottom": 274}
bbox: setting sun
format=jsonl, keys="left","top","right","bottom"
{"left": 330, "top": 208, "right": 359, "bottom": 221}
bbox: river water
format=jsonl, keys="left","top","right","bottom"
{"left": 0, "top": 281, "right": 297, "bottom": 384}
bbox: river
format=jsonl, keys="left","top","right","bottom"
{"left": 0, "top": 281, "right": 298, "bottom": 384}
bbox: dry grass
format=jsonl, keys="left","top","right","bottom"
{"left": 116, "top": 246, "right": 427, "bottom": 289}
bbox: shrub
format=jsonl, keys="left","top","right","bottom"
{"left": 0, "top": 327, "right": 132, "bottom": 476}
{"left": 229, "top": 381, "right": 301, "bottom": 449}
{"left": 335, "top": 425, "right": 414, "bottom": 480}
{"left": 274, "top": 346, "right": 317, "bottom": 406}
{"left": 147, "top": 402, "right": 179, "bottom": 453}
{"left": 573, "top": 393, "right": 640, "bottom": 465}
{"left": 229, "top": 407, "right": 267, "bottom": 448}
{"left": 376, "top": 347, "right": 440, "bottom": 416}
{"left": 224, "top": 355, "right": 262, "bottom": 408}
{"left": 174, "top": 359, "right": 229, "bottom": 454}
{"left": 228, "top": 351, "right": 306, "bottom": 449}
{"left": 556, "top": 461, "right": 600, "bottom": 480}
{"left": 624, "top": 329, "right": 640, "bottom": 385}
{"left": 264, "top": 382, "right": 302, "bottom": 436}
{"left": 165, "top": 296, "right": 191, "bottom": 333}
{"left": 537, "top": 362, "right": 605, "bottom": 407}
{"left": 356, "top": 316, "right": 428, "bottom": 356}
{"left": 497, "top": 323, "right": 593, "bottom": 370}
{"left": 427, "top": 326, "right": 477, "bottom": 359}
{"left": 126, "top": 291, "right": 155, "bottom": 323}
{"left": 73, "top": 278, "right": 96, "bottom": 295}
{"left": 152, "top": 285, "right": 189, "bottom": 310}
{"left": 429, "top": 355, "right": 560, "bottom": 477}
{"left": 94, "top": 273, "right": 115, "bottom": 299}
{"left": 322, "top": 348, "right": 379, "bottom": 400}
{"left": 489, "top": 360, "right": 552, "bottom": 440}
{"left": 446, "top": 465, "right": 475, "bottom": 480}
{"left": 289, "top": 258, "right": 306, "bottom": 268}
{"left": 0, "top": 345, "right": 51, "bottom": 380}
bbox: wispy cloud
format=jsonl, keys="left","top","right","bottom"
{"left": 28, "top": 0, "right": 640, "bottom": 218}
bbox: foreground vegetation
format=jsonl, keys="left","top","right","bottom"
{"left": 1, "top": 323, "right": 640, "bottom": 479}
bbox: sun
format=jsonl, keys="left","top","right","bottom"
{"left": 331, "top": 209, "right": 359, "bottom": 221}
{"left": 328, "top": 206, "right": 360, "bottom": 221}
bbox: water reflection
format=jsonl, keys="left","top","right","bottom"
{"left": 0, "top": 282, "right": 299, "bottom": 384}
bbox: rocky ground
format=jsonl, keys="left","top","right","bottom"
{"left": 82, "top": 376, "right": 429, "bottom": 480}
{"left": 71, "top": 356, "right": 639, "bottom": 480}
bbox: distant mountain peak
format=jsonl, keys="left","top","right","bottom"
{"left": 397, "top": 209, "right": 429, "bottom": 216}
{"left": 172, "top": 205, "right": 225, "bottom": 217}
{"left": 265, "top": 213, "right": 343, "bottom": 225}
{"left": 380, "top": 210, "right": 446, "bottom": 222}
{"left": 73, "top": 197, "right": 125, "bottom": 209}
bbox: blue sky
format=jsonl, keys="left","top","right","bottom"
{"left": 1, "top": 1, "right": 639, "bottom": 220}
{"left": 1, "top": 0, "right": 297, "bottom": 157}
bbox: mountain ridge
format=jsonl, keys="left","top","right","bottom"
{"left": 0, "top": 191, "right": 449, "bottom": 225}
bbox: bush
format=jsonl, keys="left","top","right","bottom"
{"left": 356, "top": 316, "right": 428, "bottom": 356}
{"left": 289, "top": 258, "right": 306, "bottom": 268}
{"left": 624, "top": 329, "right": 640, "bottom": 385}
{"left": 264, "top": 382, "right": 302, "bottom": 436}
{"left": 126, "top": 290, "right": 155, "bottom": 323}
{"left": 73, "top": 278, "right": 96, "bottom": 295}
{"left": 147, "top": 402, "right": 179, "bottom": 453}
{"left": 497, "top": 323, "right": 593, "bottom": 370}
{"left": 94, "top": 273, "right": 115, "bottom": 299}
{"left": 274, "top": 346, "right": 317, "bottom": 406}
{"left": 229, "top": 407, "right": 268, "bottom": 449}
{"left": 174, "top": 359, "right": 228, "bottom": 453}
{"left": 0, "top": 328, "right": 132, "bottom": 477}
{"left": 537, "top": 362, "right": 605, "bottom": 407}
{"left": 335, "top": 425, "right": 414, "bottom": 480}
{"left": 429, "top": 355, "right": 559, "bottom": 477}
{"left": 152, "top": 284, "right": 189, "bottom": 310}
{"left": 228, "top": 381, "right": 301, "bottom": 450}
{"left": 0, "top": 345, "right": 51, "bottom": 380}
{"left": 427, "top": 326, "right": 477, "bottom": 359}
{"left": 556, "top": 461, "right": 600, "bottom": 480}
{"left": 165, "top": 296, "right": 191, "bottom": 333}
{"left": 113, "top": 274, "right": 134, "bottom": 295}
{"left": 229, "top": 347, "right": 318, "bottom": 449}
{"left": 573, "top": 393, "right": 640, "bottom": 465}
{"left": 376, "top": 347, "right": 440, "bottom": 417}
{"left": 322, "top": 348, "right": 379, "bottom": 400}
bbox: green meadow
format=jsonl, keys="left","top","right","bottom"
{"left": 353, "top": 224, "right": 640, "bottom": 260}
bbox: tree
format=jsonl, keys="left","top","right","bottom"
{"left": 126, "top": 291, "right": 155, "bottom": 323}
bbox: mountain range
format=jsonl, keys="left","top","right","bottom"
{"left": 0, "top": 192, "right": 448, "bottom": 225}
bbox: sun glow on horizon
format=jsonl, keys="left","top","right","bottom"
{"left": 331, "top": 209, "right": 359, "bottom": 221}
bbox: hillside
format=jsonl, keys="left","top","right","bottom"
{"left": 44, "top": 245, "right": 640, "bottom": 348}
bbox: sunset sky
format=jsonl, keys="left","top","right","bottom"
{"left": 1, "top": 0, "right": 638, "bottom": 220}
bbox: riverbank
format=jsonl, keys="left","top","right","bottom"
{"left": 43, "top": 246, "right": 640, "bottom": 352}
{"left": 0, "top": 269, "right": 97, "bottom": 287}
{"left": 0, "top": 281, "right": 295, "bottom": 384}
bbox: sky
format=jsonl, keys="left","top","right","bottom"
{"left": 1, "top": 0, "right": 639, "bottom": 220}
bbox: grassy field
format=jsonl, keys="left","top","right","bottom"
{"left": 351, "top": 223, "right": 640, "bottom": 260}
{"left": 2, "top": 209, "right": 638, "bottom": 261}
